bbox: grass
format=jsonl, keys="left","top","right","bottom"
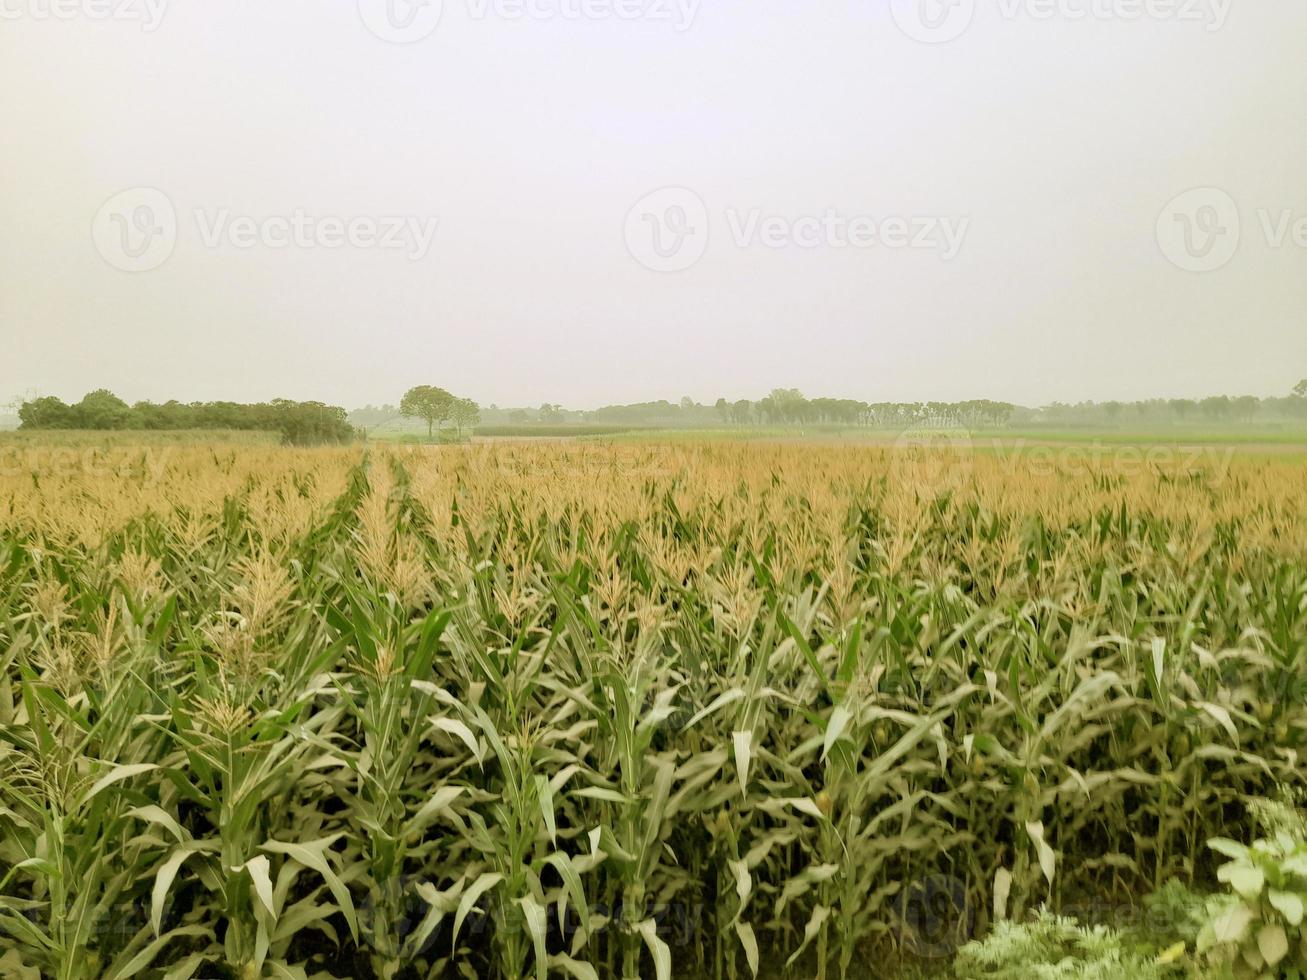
{"left": 594, "top": 424, "right": 1307, "bottom": 450}
{"left": 471, "top": 424, "right": 650, "bottom": 438}
{"left": 0, "top": 428, "right": 282, "bottom": 448}
{"left": 0, "top": 438, "right": 1304, "bottom": 978}
{"left": 972, "top": 425, "right": 1307, "bottom": 447}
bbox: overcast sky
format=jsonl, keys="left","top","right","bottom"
{"left": 3, "top": 0, "right": 1306, "bottom": 410}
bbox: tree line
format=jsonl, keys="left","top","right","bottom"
{"left": 1028, "top": 389, "right": 1307, "bottom": 426}
{"left": 472, "top": 391, "right": 1019, "bottom": 427}
{"left": 468, "top": 381, "right": 1307, "bottom": 429}
{"left": 17, "top": 380, "right": 1307, "bottom": 442}
{"left": 711, "top": 391, "right": 1018, "bottom": 427}
{"left": 17, "top": 390, "right": 356, "bottom": 445}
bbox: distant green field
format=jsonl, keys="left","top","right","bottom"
{"left": 10, "top": 423, "right": 1306, "bottom": 457}
{"left": 472, "top": 424, "right": 648, "bottom": 438}
{"left": 981, "top": 425, "right": 1307, "bottom": 446}
{"left": 592, "top": 424, "right": 1307, "bottom": 450}
{"left": 0, "top": 428, "right": 281, "bottom": 448}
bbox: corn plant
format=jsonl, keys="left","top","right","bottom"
{"left": 1, "top": 436, "right": 1305, "bottom": 977}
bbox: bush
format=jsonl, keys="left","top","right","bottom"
{"left": 17, "top": 391, "right": 356, "bottom": 445}
{"left": 953, "top": 910, "right": 1176, "bottom": 980}
{"left": 1198, "top": 798, "right": 1307, "bottom": 978}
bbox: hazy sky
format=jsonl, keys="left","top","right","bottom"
{"left": 3, "top": 0, "right": 1306, "bottom": 410}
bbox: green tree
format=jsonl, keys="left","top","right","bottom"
{"left": 18, "top": 396, "right": 75, "bottom": 429}
{"left": 269, "top": 400, "right": 354, "bottom": 445}
{"left": 767, "top": 388, "right": 808, "bottom": 425}
{"left": 400, "top": 386, "right": 454, "bottom": 440}
{"left": 1294, "top": 379, "right": 1307, "bottom": 399}
{"left": 1232, "top": 395, "right": 1260, "bottom": 422}
{"left": 450, "top": 398, "right": 481, "bottom": 438}
{"left": 1200, "top": 395, "right": 1232, "bottom": 421}
{"left": 73, "top": 389, "right": 134, "bottom": 429}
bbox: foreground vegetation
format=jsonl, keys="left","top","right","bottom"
{"left": 1, "top": 439, "right": 1305, "bottom": 978}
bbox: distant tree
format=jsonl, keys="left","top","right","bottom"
{"left": 715, "top": 398, "right": 731, "bottom": 424}
{"left": 509, "top": 409, "right": 528, "bottom": 424}
{"left": 1294, "top": 379, "right": 1307, "bottom": 399}
{"left": 539, "top": 403, "right": 564, "bottom": 423}
{"left": 348, "top": 404, "right": 401, "bottom": 429}
{"left": 1200, "top": 395, "right": 1232, "bottom": 421}
{"left": 1103, "top": 401, "right": 1123, "bottom": 422}
{"left": 1232, "top": 395, "right": 1260, "bottom": 422}
{"left": 1286, "top": 393, "right": 1307, "bottom": 419}
{"left": 18, "top": 396, "right": 75, "bottom": 429}
{"left": 451, "top": 398, "right": 481, "bottom": 438}
{"left": 400, "top": 385, "right": 454, "bottom": 440}
{"left": 983, "top": 401, "right": 1015, "bottom": 426}
{"left": 270, "top": 400, "right": 354, "bottom": 445}
{"left": 19, "top": 390, "right": 353, "bottom": 442}
{"left": 758, "top": 388, "right": 808, "bottom": 425}
{"left": 587, "top": 401, "right": 678, "bottom": 425}
{"left": 74, "top": 389, "right": 133, "bottom": 429}
{"left": 1169, "top": 399, "right": 1196, "bottom": 422}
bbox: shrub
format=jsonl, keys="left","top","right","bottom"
{"left": 1198, "top": 799, "right": 1307, "bottom": 978}
{"left": 953, "top": 910, "right": 1175, "bottom": 980}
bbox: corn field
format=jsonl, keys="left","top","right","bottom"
{"left": 1, "top": 440, "right": 1304, "bottom": 979}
